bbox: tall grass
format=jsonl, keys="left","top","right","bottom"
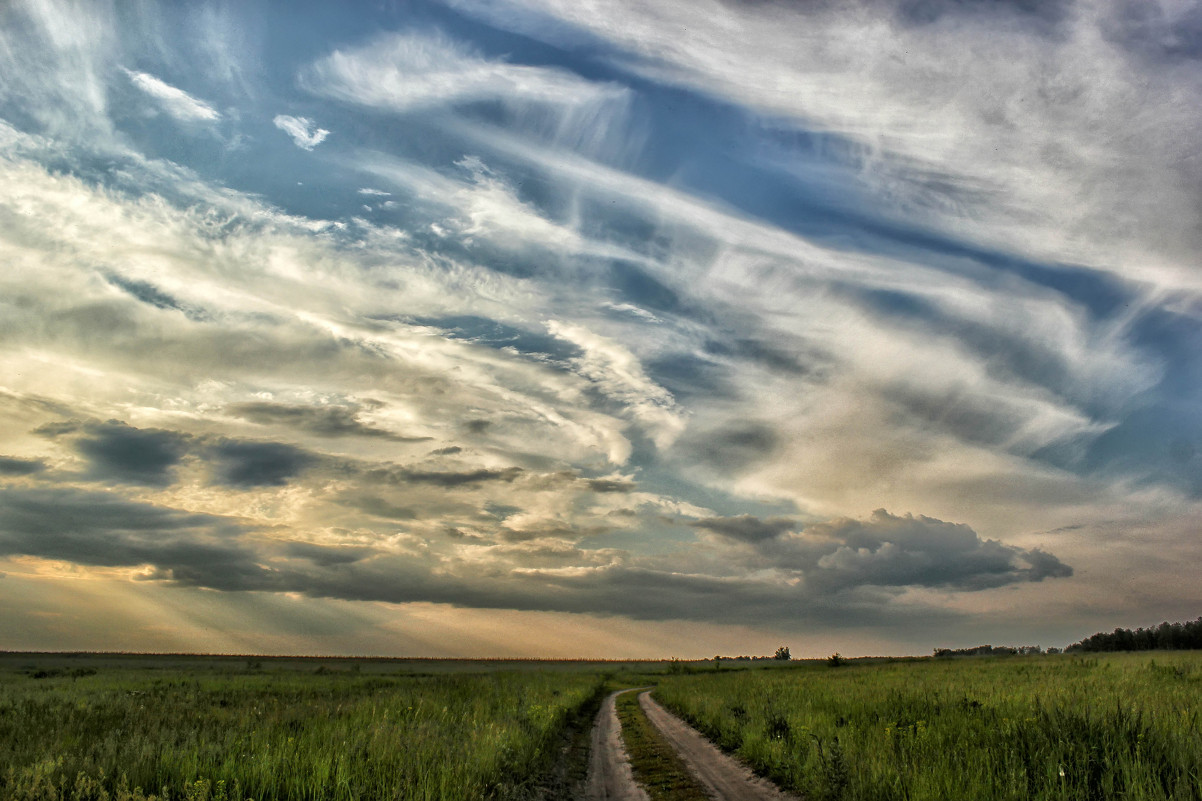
{"left": 653, "top": 652, "right": 1202, "bottom": 801}
{"left": 0, "top": 664, "right": 607, "bottom": 801}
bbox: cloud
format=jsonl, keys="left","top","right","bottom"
{"left": 36, "top": 419, "right": 190, "bottom": 487}
{"left": 0, "top": 456, "right": 45, "bottom": 476}
{"left": 339, "top": 494, "right": 416, "bottom": 521}
{"left": 284, "top": 541, "right": 376, "bottom": 566}
{"left": 227, "top": 401, "right": 428, "bottom": 441}
{"left": 0, "top": 487, "right": 262, "bottom": 589}
{"left": 373, "top": 466, "right": 524, "bottom": 488}
{"left": 0, "top": 1, "right": 122, "bottom": 141}
{"left": 547, "top": 320, "right": 685, "bottom": 453}
{"left": 123, "top": 68, "right": 220, "bottom": 122}
{"left": 691, "top": 514, "right": 796, "bottom": 544}
{"left": 447, "top": 0, "right": 1202, "bottom": 293}
{"left": 0, "top": 484, "right": 1074, "bottom": 629}
{"left": 349, "top": 152, "right": 609, "bottom": 256}
{"left": 272, "top": 115, "right": 329, "bottom": 150}
{"left": 104, "top": 272, "right": 208, "bottom": 321}
{"left": 0, "top": 0, "right": 1194, "bottom": 654}
{"left": 300, "top": 29, "right": 625, "bottom": 114}
{"left": 585, "top": 476, "right": 636, "bottom": 493}
{"left": 206, "top": 439, "right": 318, "bottom": 488}
{"left": 771, "top": 509, "right": 1074, "bottom": 593}
{"left": 678, "top": 421, "right": 780, "bottom": 473}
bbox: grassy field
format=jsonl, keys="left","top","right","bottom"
{"left": 653, "top": 651, "right": 1202, "bottom": 800}
{"left": 9, "top": 651, "right": 1202, "bottom": 801}
{"left": 0, "top": 653, "right": 649, "bottom": 801}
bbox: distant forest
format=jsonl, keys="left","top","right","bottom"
{"left": 1066, "top": 616, "right": 1202, "bottom": 653}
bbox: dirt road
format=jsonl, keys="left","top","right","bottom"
{"left": 637, "top": 691, "right": 799, "bottom": 801}
{"left": 583, "top": 689, "right": 650, "bottom": 801}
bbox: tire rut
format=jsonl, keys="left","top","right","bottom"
{"left": 637, "top": 691, "right": 799, "bottom": 801}
{"left": 583, "top": 689, "right": 651, "bottom": 801}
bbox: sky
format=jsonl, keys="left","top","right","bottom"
{"left": 1, "top": 0, "right": 1200, "bottom": 659}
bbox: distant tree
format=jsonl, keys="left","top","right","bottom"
{"left": 827, "top": 652, "right": 846, "bottom": 667}
{"left": 1066, "top": 616, "right": 1202, "bottom": 653}
{"left": 774, "top": 645, "right": 791, "bottom": 661}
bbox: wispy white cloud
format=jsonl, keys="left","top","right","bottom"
{"left": 349, "top": 150, "right": 650, "bottom": 262}
{"left": 0, "top": 0, "right": 123, "bottom": 141}
{"left": 273, "top": 115, "right": 329, "bottom": 150}
{"left": 547, "top": 320, "right": 685, "bottom": 452}
{"left": 427, "top": 111, "right": 1164, "bottom": 536}
{"left": 124, "top": 68, "right": 220, "bottom": 122}
{"left": 447, "top": 0, "right": 1202, "bottom": 293}
{"left": 300, "top": 29, "right": 626, "bottom": 114}
{"left": 601, "top": 302, "right": 660, "bottom": 323}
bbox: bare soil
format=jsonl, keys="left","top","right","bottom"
{"left": 583, "top": 689, "right": 651, "bottom": 801}
{"left": 637, "top": 691, "right": 800, "bottom": 801}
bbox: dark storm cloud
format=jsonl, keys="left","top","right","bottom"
{"left": 0, "top": 487, "right": 266, "bottom": 588}
{"left": 0, "top": 486, "right": 1072, "bottom": 627}
{"left": 691, "top": 514, "right": 796, "bottom": 543}
{"left": 369, "top": 466, "right": 524, "bottom": 487}
{"left": 36, "top": 419, "right": 190, "bottom": 486}
{"left": 679, "top": 421, "right": 779, "bottom": 472}
{"left": 218, "top": 559, "right": 956, "bottom": 628}
{"left": 206, "top": 439, "right": 317, "bottom": 487}
{"left": 284, "top": 541, "right": 377, "bottom": 566}
{"left": 773, "top": 510, "right": 1074, "bottom": 592}
{"left": 585, "top": 477, "right": 636, "bottom": 493}
{"left": 227, "top": 401, "right": 429, "bottom": 441}
{"left": 32, "top": 418, "right": 338, "bottom": 490}
{"left": 885, "top": 385, "right": 1029, "bottom": 450}
{"left": 0, "top": 456, "right": 45, "bottom": 476}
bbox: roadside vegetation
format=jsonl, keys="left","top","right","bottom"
{"left": 614, "top": 690, "right": 709, "bottom": 801}
{"left": 0, "top": 656, "right": 616, "bottom": 801}
{"left": 653, "top": 651, "right": 1202, "bottom": 800}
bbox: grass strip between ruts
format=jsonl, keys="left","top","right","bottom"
{"left": 615, "top": 688, "right": 711, "bottom": 801}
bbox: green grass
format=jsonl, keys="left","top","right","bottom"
{"left": 652, "top": 651, "right": 1202, "bottom": 801}
{"left": 614, "top": 690, "right": 708, "bottom": 801}
{"left": 0, "top": 657, "right": 614, "bottom": 801}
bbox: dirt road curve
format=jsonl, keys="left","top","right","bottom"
{"left": 583, "top": 689, "right": 650, "bottom": 801}
{"left": 638, "top": 691, "right": 800, "bottom": 801}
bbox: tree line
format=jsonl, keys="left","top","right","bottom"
{"left": 933, "top": 644, "right": 1053, "bottom": 657}
{"left": 1066, "top": 616, "right": 1202, "bottom": 652}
